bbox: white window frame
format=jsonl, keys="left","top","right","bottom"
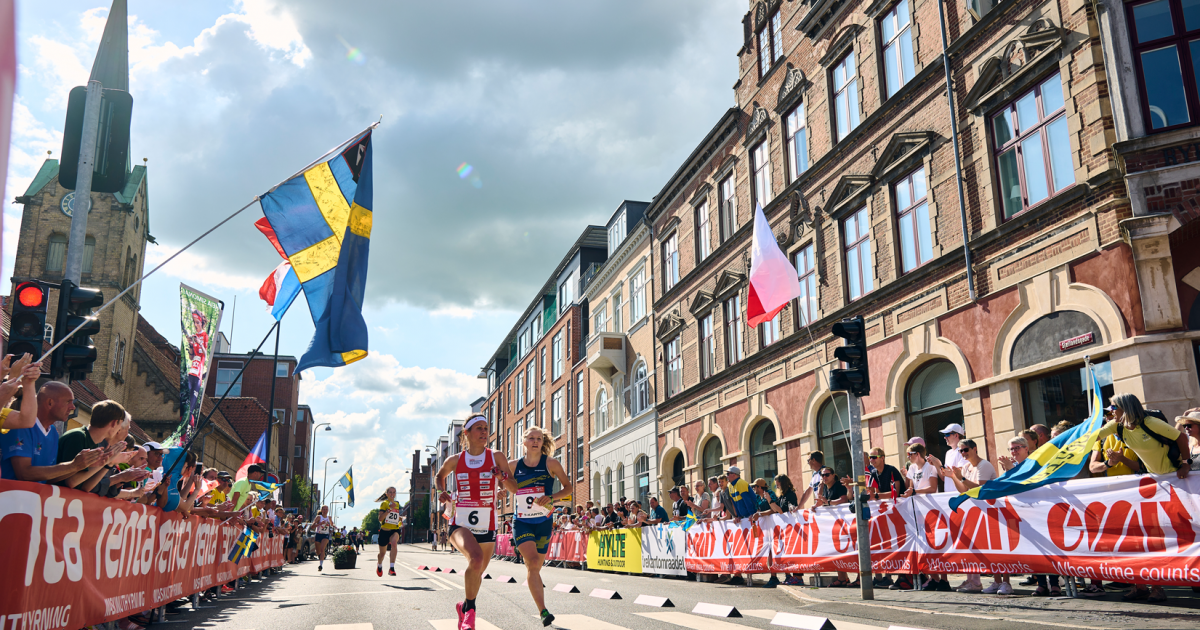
{"left": 696, "top": 201, "right": 711, "bottom": 262}
{"left": 881, "top": 0, "right": 915, "bottom": 99}
{"left": 751, "top": 140, "right": 772, "bottom": 208}
{"left": 699, "top": 313, "right": 715, "bottom": 379}
{"left": 719, "top": 175, "right": 738, "bottom": 241}
{"left": 666, "top": 336, "right": 683, "bottom": 397}
{"left": 610, "top": 287, "right": 623, "bottom": 333}
{"left": 785, "top": 104, "right": 808, "bottom": 182}
{"left": 832, "top": 50, "right": 861, "bottom": 142}
{"left": 630, "top": 269, "right": 647, "bottom": 322}
{"left": 724, "top": 296, "right": 744, "bottom": 366}
{"left": 552, "top": 331, "right": 564, "bottom": 380}
{"left": 663, "top": 233, "right": 679, "bottom": 291}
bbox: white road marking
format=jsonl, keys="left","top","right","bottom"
{"left": 315, "top": 625, "right": 373, "bottom": 630}
{"left": 398, "top": 563, "right": 454, "bottom": 590}
{"left": 551, "top": 614, "right": 633, "bottom": 629}
{"left": 263, "top": 590, "right": 400, "bottom": 600}
{"left": 429, "top": 619, "right": 502, "bottom": 630}
{"left": 637, "top": 612, "right": 752, "bottom": 630}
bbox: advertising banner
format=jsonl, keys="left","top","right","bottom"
{"left": 641, "top": 524, "right": 686, "bottom": 576}
{"left": 0, "top": 481, "right": 285, "bottom": 628}
{"left": 586, "top": 527, "right": 643, "bottom": 573}
{"left": 684, "top": 516, "right": 772, "bottom": 574}
{"left": 170, "top": 284, "right": 224, "bottom": 446}
{"left": 495, "top": 534, "right": 514, "bottom": 558}
{"left": 546, "top": 530, "right": 586, "bottom": 563}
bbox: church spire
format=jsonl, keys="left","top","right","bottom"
{"left": 89, "top": 0, "right": 128, "bottom": 92}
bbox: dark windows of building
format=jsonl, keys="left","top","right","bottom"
{"left": 663, "top": 232, "right": 680, "bottom": 291}
{"left": 749, "top": 420, "right": 778, "bottom": 481}
{"left": 832, "top": 51, "right": 860, "bottom": 142}
{"left": 1021, "top": 359, "right": 1113, "bottom": 432}
{"left": 895, "top": 166, "right": 932, "bottom": 273}
{"left": 696, "top": 201, "right": 712, "bottom": 262}
{"left": 702, "top": 438, "right": 723, "bottom": 482}
{"left": 666, "top": 336, "right": 683, "bottom": 397}
{"left": 1127, "top": 0, "right": 1200, "bottom": 131}
{"left": 759, "top": 312, "right": 781, "bottom": 348}
{"left": 993, "top": 72, "right": 1072, "bottom": 219}
{"left": 724, "top": 295, "right": 745, "bottom": 366}
{"left": 785, "top": 104, "right": 808, "bottom": 182}
{"left": 699, "top": 313, "right": 715, "bottom": 379}
{"left": 635, "top": 455, "right": 650, "bottom": 508}
{"left": 906, "top": 361, "right": 964, "bottom": 464}
{"left": 671, "top": 451, "right": 686, "bottom": 488}
{"left": 818, "top": 396, "right": 853, "bottom": 478}
{"left": 276, "top": 362, "right": 290, "bottom": 378}
{"left": 751, "top": 140, "right": 772, "bottom": 208}
{"left": 758, "top": 9, "right": 783, "bottom": 77}
{"left": 794, "top": 244, "right": 818, "bottom": 327}
{"left": 843, "top": 206, "right": 873, "bottom": 300}
{"left": 881, "top": 0, "right": 915, "bottom": 98}
{"left": 46, "top": 233, "right": 67, "bottom": 272}
{"left": 719, "top": 176, "right": 738, "bottom": 242}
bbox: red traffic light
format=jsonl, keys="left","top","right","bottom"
{"left": 17, "top": 283, "right": 45, "bottom": 308}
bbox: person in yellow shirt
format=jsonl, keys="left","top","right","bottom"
{"left": 1090, "top": 406, "right": 1142, "bottom": 477}
{"left": 377, "top": 486, "right": 403, "bottom": 577}
{"left": 208, "top": 474, "right": 232, "bottom": 506}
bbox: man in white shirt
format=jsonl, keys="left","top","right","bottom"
{"left": 796, "top": 451, "right": 825, "bottom": 508}
{"left": 939, "top": 423, "right": 968, "bottom": 491}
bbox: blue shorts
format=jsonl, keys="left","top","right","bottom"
{"left": 315, "top": 534, "right": 330, "bottom": 542}
{"left": 513, "top": 519, "right": 552, "bottom": 555}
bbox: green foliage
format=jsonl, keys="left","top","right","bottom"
{"left": 290, "top": 474, "right": 311, "bottom": 507}
{"left": 362, "top": 509, "right": 381, "bottom": 537}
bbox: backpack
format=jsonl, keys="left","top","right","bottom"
{"left": 1117, "top": 410, "right": 1181, "bottom": 468}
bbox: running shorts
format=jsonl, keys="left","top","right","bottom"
{"left": 448, "top": 524, "right": 496, "bottom": 545}
{"left": 378, "top": 530, "right": 399, "bottom": 547}
{"left": 314, "top": 533, "right": 330, "bottom": 542}
{"left": 513, "top": 519, "right": 552, "bottom": 555}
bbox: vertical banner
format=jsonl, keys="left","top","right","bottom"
{"left": 641, "top": 524, "right": 686, "bottom": 576}
{"left": 173, "top": 284, "right": 224, "bottom": 445}
{"left": 586, "top": 527, "right": 643, "bottom": 573}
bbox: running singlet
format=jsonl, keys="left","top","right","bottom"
{"left": 451, "top": 449, "right": 497, "bottom": 535}
{"left": 313, "top": 516, "right": 331, "bottom": 535}
{"left": 513, "top": 454, "right": 553, "bottom": 523}
{"left": 380, "top": 500, "right": 402, "bottom": 530}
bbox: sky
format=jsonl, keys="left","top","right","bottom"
{"left": 4, "top": 0, "right": 743, "bottom": 527}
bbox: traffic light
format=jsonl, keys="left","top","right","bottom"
{"left": 9, "top": 281, "right": 50, "bottom": 359}
{"left": 58, "top": 87, "right": 134, "bottom": 193}
{"left": 829, "top": 316, "right": 870, "bottom": 397}
{"left": 52, "top": 280, "right": 104, "bottom": 380}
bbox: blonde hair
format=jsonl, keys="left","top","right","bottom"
{"left": 523, "top": 425, "right": 555, "bottom": 457}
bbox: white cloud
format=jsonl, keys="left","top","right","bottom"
{"left": 430, "top": 305, "right": 477, "bottom": 319}
{"left": 232, "top": 0, "right": 312, "bottom": 67}
{"left": 143, "top": 245, "right": 266, "bottom": 292}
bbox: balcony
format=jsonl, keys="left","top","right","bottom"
{"left": 586, "top": 330, "right": 627, "bottom": 381}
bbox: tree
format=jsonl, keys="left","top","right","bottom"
{"left": 290, "top": 474, "right": 311, "bottom": 509}
{"left": 362, "top": 509, "right": 381, "bottom": 538}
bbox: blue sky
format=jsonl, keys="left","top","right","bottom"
{"left": 4, "top": 0, "right": 741, "bottom": 526}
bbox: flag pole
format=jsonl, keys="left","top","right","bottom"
{"left": 36, "top": 121, "right": 380, "bottom": 365}
{"left": 265, "top": 320, "right": 282, "bottom": 478}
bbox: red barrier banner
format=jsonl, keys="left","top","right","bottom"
{"left": 0, "top": 481, "right": 285, "bottom": 628}
{"left": 546, "top": 530, "right": 585, "bottom": 563}
{"left": 495, "top": 533, "right": 515, "bottom": 558}
{"left": 686, "top": 475, "right": 1200, "bottom": 585}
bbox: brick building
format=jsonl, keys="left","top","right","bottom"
{"left": 480, "top": 226, "right": 607, "bottom": 518}
{"left": 646, "top": 0, "right": 1187, "bottom": 487}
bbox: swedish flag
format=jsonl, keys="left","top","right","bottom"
{"left": 260, "top": 131, "right": 374, "bottom": 371}
{"left": 250, "top": 479, "right": 286, "bottom": 502}
{"left": 949, "top": 365, "right": 1106, "bottom": 511}
{"left": 228, "top": 527, "right": 259, "bottom": 564}
{"left": 339, "top": 467, "right": 355, "bottom": 507}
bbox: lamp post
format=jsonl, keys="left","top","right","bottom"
{"left": 323, "top": 457, "right": 338, "bottom": 513}
{"left": 308, "top": 423, "right": 331, "bottom": 518}
{"left": 331, "top": 500, "right": 346, "bottom": 523}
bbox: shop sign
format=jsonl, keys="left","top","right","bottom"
{"left": 1058, "top": 332, "right": 1094, "bottom": 352}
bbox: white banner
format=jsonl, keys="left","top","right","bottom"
{"left": 641, "top": 524, "right": 686, "bottom": 576}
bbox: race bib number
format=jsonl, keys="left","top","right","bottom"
{"left": 455, "top": 503, "right": 492, "bottom": 535}
{"left": 516, "top": 488, "right": 551, "bottom": 519}
{"left": 315, "top": 524, "right": 330, "bottom": 534}
{"left": 385, "top": 510, "right": 401, "bottom": 525}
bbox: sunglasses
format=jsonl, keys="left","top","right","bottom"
{"left": 820, "top": 472, "right": 834, "bottom": 477}
{"left": 869, "top": 455, "right": 880, "bottom": 459}
{"left": 1009, "top": 446, "right": 1026, "bottom": 452}
{"left": 958, "top": 448, "right": 971, "bottom": 454}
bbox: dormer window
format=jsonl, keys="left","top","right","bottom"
{"left": 608, "top": 212, "right": 627, "bottom": 252}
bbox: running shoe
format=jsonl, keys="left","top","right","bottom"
{"left": 318, "top": 564, "right": 323, "bottom": 572}
{"left": 377, "top": 566, "right": 383, "bottom": 577}
{"left": 540, "top": 610, "right": 555, "bottom": 627}
{"left": 389, "top": 568, "right": 397, "bottom": 576}
{"left": 459, "top": 604, "right": 476, "bottom": 630}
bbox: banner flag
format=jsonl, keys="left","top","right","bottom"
{"left": 338, "top": 467, "right": 355, "bottom": 507}
{"left": 165, "top": 284, "right": 223, "bottom": 448}
{"left": 746, "top": 203, "right": 803, "bottom": 327}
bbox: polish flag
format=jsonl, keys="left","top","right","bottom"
{"left": 259, "top": 260, "right": 302, "bottom": 321}
{"left": 746, "top": 203, "right": 803, "bottom": 327}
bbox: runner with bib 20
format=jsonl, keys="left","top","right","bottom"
{"left": 501, "top": 425, "right": 572, "bottom": 627}
{"left": 377, "top": 486, "right": 403, "bottom": 576}
{"left": 436, "top": 415, "right": 514, "bottom": 630}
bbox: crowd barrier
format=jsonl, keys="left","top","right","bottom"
{"left": 493, "top": 530, "right": 586, "bottom": 564}
{"left": 0, "top": 480, "right": 286, "bottom": 628}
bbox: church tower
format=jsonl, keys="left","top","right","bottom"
{"left": 10, "top": 0, "right": 147, "bottom": 402}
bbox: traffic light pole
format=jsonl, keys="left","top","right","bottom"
{"left": 64, "top": 80, "right": 102, "bottom": 285}
{"left": 847, "top": 392, "right": 874, "bottom": 600}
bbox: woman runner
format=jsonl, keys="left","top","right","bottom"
{"left": 436, "top": 415, "right": 515, "bottom": 630}
{"left": 312, "top": 505, "right": 334, "bottom": 572}
{"left": 500, "top": 426, "right": 573, "bottom": 627}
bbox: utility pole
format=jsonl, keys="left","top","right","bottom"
{"left": 266, "top": 321, "right": 281, "bottom": 481}
{"left": 847, "top": 394, "right": 873, "bottom": 600}
{"left": 63, "top": 80, "right": 103, "bottom": 284}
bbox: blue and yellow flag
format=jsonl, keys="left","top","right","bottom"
{"left": 949, "top": 365, "right": 1106, "bottom": 511}
{"left": 260, "top": 130, "right": 374, "bottom": 371}
{"left": 339, "top": 467, "right": 355, "bottom": 507}
{"left": 250, "top": 479, "right": 286, "bottom": 502}
{"left": 228, "top": 527, "right": 259, "bottom": 564}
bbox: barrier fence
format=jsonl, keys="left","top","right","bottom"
{"left": 0, "top": 481, "right": 286, "bottom": 628}
{"left": 501, "top": 475, "right": 1200, "bottom": 586}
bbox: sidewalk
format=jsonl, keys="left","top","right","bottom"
{"left": 779, "top": 578, "right": 1200, "bottom": 630}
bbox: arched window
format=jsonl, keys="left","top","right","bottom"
{"left": 818, "top": 397, "right": 852, "bottom": 478}
{"left": 702, "top": 438, "right": 723, "bottom": 481}
{"left": 749, "top": 420, "right": 777, "bottom": 481}
{"left": 593, "top": 473, "right": 602, "bottom": 503}
{"left": 635, "top": 455, "right": 650, "bottom": 507}
{"left": 596, "top": 389, "right": 609, "bottom": 434}
{"left": 671, "top": 451, "right": 686, "bottom": 488}
{"left": 906, "top": 361, "right": 963, "bottom": 464}
{"left": 46, "top": 234, "right": 67, "bottom": 272}
{"left": 632, "top": 362, "right": 649, "bottom": 415}
{"left": 604, "top": 468, "right": 613, "bottom": 504}
{"left": 616, "top": 463, "right": 625, "bottom": 501}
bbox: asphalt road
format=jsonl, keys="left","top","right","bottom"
{"left": 172, "top": 545, "right": 1200, "bottom": 630}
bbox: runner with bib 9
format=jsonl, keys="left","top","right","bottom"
{"left": 436, "top": 415, "right": 513, "bottom": 630}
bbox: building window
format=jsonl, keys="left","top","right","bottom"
{"left": 724, "top": 295, "right": 744, "bottom": 366}
{"left": 1128, "top": 0, "right": 1200, "bottom": 131}
{"left": 558, "top": 277, "right": 574, "bottom": 313}
{"left": 785, "top": 104, "right": 808, "bottom": 182}
{"left": 666, "top": 336, "right": 683, "bottom": 397}
{"left": 794, "top": 244, "right": 818, "bottom": 327}
{"left": 631, "top": 270, "right": 646, "bottom": 322}
{"left": 533, "top": 314, "right": 543, "bottom": 341}
{"left": 758, "top": 9, "right": 783, "bottom": 77}
{"left": 635, "top": 455, "right": 650, "bottom": 508}
{"left": 111, "top": 334, "right": 125, "bottom": 377}
{"left": 749, "top": 420, "right": 778, "bottom": 481}
{"left": 843, "top": 206, "right": 873, "bottom": 301}
{"left": 632, "top": 362, "right": 649, "bottom": 415}
{"left": 993, "top": 72, "right": 1072, "bottom": 219}
{"left": 609, "top": 211, "right": 626, "bottom": 253}
{"left": 527, "top": 362, "right": 535, "bottom": 403}
{"left": 576, "top": 436, "right": 585, "bottom": 480}
{"left": 577, "top": 372, "right": 585, "bottom": 415}
{"left": 670, "top": 453, "right": 686, "bottom": 487}
{"left": 880, "top": 0, "right": 915, "bottom": 98}
{"left": 610, "top": 288, "right": 623, "bottom": 333}
{"left": 1020, "top": 359, "right": 1114, "bottom": 440}
{"left": 516, "top": 372, "right": 525, "bottom": 409}
{"left": 273, "top": 408, "right": 287, "bottom": 426}
{"left": 605, "top": 469, "right": 613, "bottom": 504}
{"left": 832, "top": 51, "right": 860, "bottom": 142}
{"left": 818, "top": 397, "right": 853, "bottom": 477}
{"left": 616, "top": 463, "right": 625, "bottom": 500}
{"left": 719, "top": 175, "right": 738, "bottom": 242}
{"left": 594, "top": 301, "right": 608, "bottom": 334}
{"left": 699, "top": 313, "right": 715, "bottom": 379}
{"left": 216, "top": 361, "right": 243, "bottom": 396}
{"left": 895, "top": 166, "right": 933, "bottom": 272}
{"left": 276, "top": 363, "right": 290, "bottom": 378}
{"left": 663, "top": 233, "right": 679, "bottom": 291}
{"left": 702, "top": 438, "right": 723, "bottom": 482}
{"left": 751, "top": 140, "right": 772, "bottom": 208}
{"left": 906, "top": 361, "right": 965, "bottom": 464}
{"left": 696, "top": 201, "right": 712, "bottom": 262}
{"left": 82, "top": 236, "right": 95, "bottom": 274}
{"left": 294, "top": 445, "right": 303, "bottom": 458}
{"left": 759, "top": 312, "right": 781, "bottom": 348}
{"left": 46, "top": 234, "right": 67, "bottom": 272}
{"left": 552, "top": 387, "right": 563, "bottom": 436}
{"left": 540, "top": 347, "right": 547, "bottom": 382}
{"left": 552, "top": 331, "right": 564, "bottom": 380}
{"left": 596, "top": 388, "right": 609, "bottom": 434}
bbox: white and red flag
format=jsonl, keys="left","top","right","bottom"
{"left": 746, "top": 203, "right": 803, "bottom": 327}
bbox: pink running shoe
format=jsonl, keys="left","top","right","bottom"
{"left": 455, "top": 602, "right": 464, "bottom": 627}
{"left": 460, "top": 605, "right": 476, "bottom": 630}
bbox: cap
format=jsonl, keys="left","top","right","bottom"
{"left": 906, "top": 437, "right": 926, "bottom": 447}
{"left": 142, "top": 441, "right": 165, "bottom": 451}
{"left": 725, "top": 466, "right": 741, "bottom": 475}
{"left": 939, "top": 423, "right": 966, "bottom": 436}
{"left": 464, "top": 415, "right": 488, "bottom": 430}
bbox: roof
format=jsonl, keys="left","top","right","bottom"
{"left": 213, "top": 351, "right": 299, "bottom": 362}
{"left": 89, "top": 0, "right": 129, "bottom": 92}
{"left": 70, "top": 379, "right": 106, "bottom": 408}
{"left": 217, "top": 397, "right": 274, "bottom": 448}
{"left": 20, "top": 160, "right": 59, "bottom": 199}
{"left": 127, "top": 420, "right": 151, "bottom": 444}
{"left": 644, "top": 108, "right": 742, "bottom": 223}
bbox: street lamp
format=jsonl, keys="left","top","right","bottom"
{"left": 308, "top": 423, "right": 331, "bottom": 517}
{"left": 331, "top": 500, "right": 346, "bottom": 523}
{"left": 323, "top": 457, "right": 338, "bottom": 511}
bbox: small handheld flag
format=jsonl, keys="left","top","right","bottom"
{"left": 228, "top": 527, "right": 259, "bottom": 564}
{"left": 338, "top": 467, "right": 355, "bottom": 507}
